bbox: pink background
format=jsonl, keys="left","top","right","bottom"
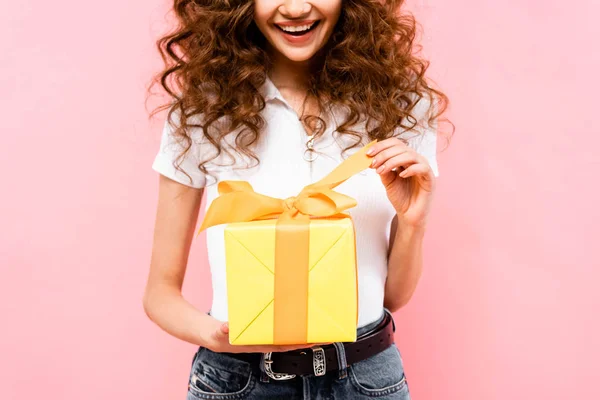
{"left": 1, "top": 1, "right": 598, "bottom": 399}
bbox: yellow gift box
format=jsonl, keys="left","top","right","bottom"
{"left": 198, "top": 141, "right": 376, "bottom": 345}
{"left": 224, "top": 217, "right": 357, "bottom": 345}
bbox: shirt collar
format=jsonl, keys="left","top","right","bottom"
{"left": 259, "top": 75, "right": 285, "bottom": 103}
{"left": 258, "top": 75, "right": 342, "bottom": 123}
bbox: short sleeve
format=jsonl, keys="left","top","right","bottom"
{"left": 151, "top": 108, "right": 207, "bottom": 188}
{"left": 396, "top": 94, "right": 440, "bottom": 177}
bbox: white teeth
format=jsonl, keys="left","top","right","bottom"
{"left": 279, "top": 22, "right": 315, "bottom": 33}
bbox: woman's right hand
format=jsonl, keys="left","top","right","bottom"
{"left": 205, "top": 320, "right": 325, "bottom": 354}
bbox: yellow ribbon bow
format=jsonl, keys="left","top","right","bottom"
{"left": 198, "top": 140, "right": 376, "bottom": 231}
{"left": 197, "top": 140, "right": 376, "bottom": 344}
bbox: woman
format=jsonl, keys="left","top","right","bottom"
{"left": 144, "top": 0, "right": 449, "bottom": 398}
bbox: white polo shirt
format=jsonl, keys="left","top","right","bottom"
{"left": 152, "top": 77, "right": 439, "bottom": 328}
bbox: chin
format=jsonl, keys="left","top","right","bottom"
{"left": 267, "top": 41, "right": 320, "bottom": 63}
{"left": 280, "top": 50, "right": 317, "bottom": 63}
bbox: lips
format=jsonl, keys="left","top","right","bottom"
{"left": 274, "top": 20, "right": 321, "bottom": 36}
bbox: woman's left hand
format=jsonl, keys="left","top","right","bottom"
{"left": 367, "top": 138, "right": 437, "bottom": 228}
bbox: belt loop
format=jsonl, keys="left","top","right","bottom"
{"left": 332, "top": 342, "right": 348, "bottom": 380}
{"left": 259, "top": 353, "right": 271, "bottom": 383}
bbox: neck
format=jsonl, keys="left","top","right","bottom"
{"left": 267, "top": 49, "right": 316, "bottom": 90}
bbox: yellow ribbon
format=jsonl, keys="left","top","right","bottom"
{"left": 198, "top": 140, "right": 376, "bottom": 344}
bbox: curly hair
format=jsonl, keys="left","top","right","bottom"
{"left": 147, "top": 0, "right": 450, "bottom": 184}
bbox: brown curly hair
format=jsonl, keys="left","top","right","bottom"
{"left": 147, "top": 0, "right": 450, "bottom": 184}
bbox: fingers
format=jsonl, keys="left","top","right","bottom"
{"left": 367, "top": 137, "right": 434, "bottom": 179}
{"left": 374, "top": 152, "right": 420, "bottom": 175}
{"left": 368, "top": 138, "right": 417, "bottom": 173}
{"left": 398, "top": 163, "right": 430, "bottom": 178}
{"left": 366, "top": 137, "right": 408, "bottom": 158}
{"left": 371, "top": 148, "right": 413, "bottom": 172}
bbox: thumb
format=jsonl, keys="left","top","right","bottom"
{"left": 220, "top": 322, "right": 230, "bottom": 335}
{"left": 378, "top": 169, "right": 398, "bottom": 189}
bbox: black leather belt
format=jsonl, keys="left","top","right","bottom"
{"left": 226, "top": 311, "right": 396, "bottom": 379}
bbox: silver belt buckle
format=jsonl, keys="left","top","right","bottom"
{"left": 263, "top": 352, "right": 296, "bottom": 381}
{"left": 312, "top": 347, "right": 326, "bottom": 377}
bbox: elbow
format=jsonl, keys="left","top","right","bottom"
{"left": 142, "top": 289, "right": 156, "bottom": 322}
{"left": 142, "top": 282, "right": 180, "bottom": 322}
{"left": 384, "top": 293, "right": 414, "bottom": 313}
{"left": 384, "top": 300, "right": 405, "bottom": 313}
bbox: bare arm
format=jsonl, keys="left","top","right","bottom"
{"left": 143, "top": 174, "right": 317, "bottom": 352}
{"left": 383, "top": 215, "right": 427, "bottom": 312}
{"left": 142, "top": 175, "right": 220, "bottom": 346}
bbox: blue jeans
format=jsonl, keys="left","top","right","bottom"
{"left": 186, "top": 311, "right": 410, "bottom": 399}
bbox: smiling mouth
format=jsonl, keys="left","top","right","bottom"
{"left": 275, "top": 20, "right": 321, "bottom": 36}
